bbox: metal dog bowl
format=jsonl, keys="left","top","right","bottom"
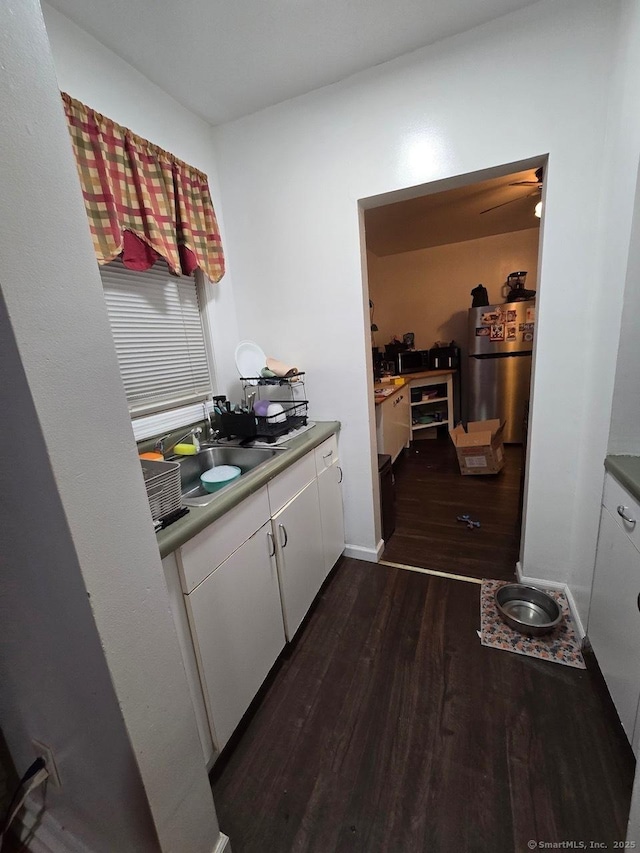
{"left": 494, "top": 584, "right": 562, "bottom": 636}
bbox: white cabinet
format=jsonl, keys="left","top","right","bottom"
{"left": 589, "top": 473, "right": 640, "bottom": 749}
{"left": 376, "top": 386, "right": 410, "bottom": 462}
{"left": 185, "top": 521, "right": 285, "bottom": 750}
{"left": 178, "top": 487, "right": 271, "bottom": 593}
{"left": 272, "top": 479, "right": 325, "bottom": 640}
{"left": 315, "top": 436, "right": 345, "bottom": 575}
{"left": 162, "top": 553, "right": 215, "bottom": 767}
{"left": 166, "top": 431, "right": 345, "bottom": 758}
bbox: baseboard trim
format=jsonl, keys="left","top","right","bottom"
{"left": 213, "top": 831, "right": 232, "bottom": 853}
{"left": 563, "top": 584, "right": 586, "bottom": 639}
{"left": 342, "top": 540, "right": 384, "bottom": 563}
{"left": 516, "top": 562, "right": 586, "bottom": 639}
{"left": 12, "top": 799, "right": 92, "bottom": 853}
{"left": 13, "top": 800, "right": 232, "bottom": 853}
{"left": 515, "top": 561, "right": 565, "bottom": 590}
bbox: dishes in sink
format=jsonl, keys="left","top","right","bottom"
{"left": 200, "top": 465, "right": 241, "bottom": 493}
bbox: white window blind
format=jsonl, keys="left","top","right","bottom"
{"left": 100, "top": 258, "right": 212, "bottom": 417}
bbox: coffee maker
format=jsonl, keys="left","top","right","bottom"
{"left": 373, "top": 349, "right": 396, "bottom": 379}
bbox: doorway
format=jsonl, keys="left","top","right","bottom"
{"left": 362, "top": 158, "right": 546, "bottom": 580}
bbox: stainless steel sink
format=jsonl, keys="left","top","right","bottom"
{"left": 173, "top": 444, "right": 284, "bottom": 506}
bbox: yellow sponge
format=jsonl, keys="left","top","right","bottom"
{"left": 173, "top": 443, "right": 198, "bottom": 456}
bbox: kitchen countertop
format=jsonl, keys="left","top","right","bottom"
{"left": 374, "top": 368, "right": 455, "bottom": 405}
{"left": 374, "top": 379, "right": 408, "bottom": 404}
{"left": 156, "top": 421, "right": 340, "bottom": 558}
{"left": 604, "top": 455, "right": 640, "bottom": 504}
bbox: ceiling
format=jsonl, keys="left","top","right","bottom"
{"left": 364, "top": 169, "right": 542, "bottom": 256}
{"left": 46, "top": 0, "right": 542, "bottom": 125}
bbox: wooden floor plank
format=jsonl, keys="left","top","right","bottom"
{"left": 212, "top": 559, "right": 634, "bottom": 853}
{"left": 382, "top": 438, "right": 522, "bottom": 581}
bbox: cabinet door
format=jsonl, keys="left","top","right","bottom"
{"left": 391, "top": 389, "right": 410, "bottom": 458}
{"left": 589, "top": 506, "right": 640, "bottom": 745}
{"left": 162, "top": 554, "right": 215, "bottom": 767}
{"left": 273, "top": 479, "right": 325, "bottom": 640}
{"left": 185, "top": 521, "right": 285, "bottom": 750}
{"left": 317, "top": 459, "right": 345, "bottom": 576}
{"left": 378, "top": 388, "right": 410, "bottom": 462}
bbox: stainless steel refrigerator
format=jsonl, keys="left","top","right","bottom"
{"left": 467, "top": 300, "right": 535, "bottom": 443}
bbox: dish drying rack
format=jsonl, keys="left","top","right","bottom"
{"left": 219, "top": 373, "right": 308, "bottom": 442}
{"left": 140, "top": 458, "right": 181, "bottom": 521}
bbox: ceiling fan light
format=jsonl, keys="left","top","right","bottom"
{"left": 534, "top": 201, "right": 543, "bottom": 218}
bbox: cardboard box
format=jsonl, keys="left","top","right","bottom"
{"left": 449, "top": 419, "right": 505, "bottom": 475}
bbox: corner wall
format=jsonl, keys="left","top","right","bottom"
{"left": 0, "top": 2, "right": 222, "bottom": 849}
{"left": 211, "top": 0, "right": 622, "bottom": 620}
{"left": 608, "top": 166, "right": 640, "bottom": 455}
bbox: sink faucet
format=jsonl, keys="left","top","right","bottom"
{"left": 203, "top": 398, "right": 223, "bottom": 443}
{"left": 154, "top": 426, "right": 202, "bottom": 457}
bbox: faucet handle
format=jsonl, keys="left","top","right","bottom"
{"left": 154, "top": 433, "right": 170, "bottom": 453}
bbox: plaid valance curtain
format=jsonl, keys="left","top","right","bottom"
{"left": 61, "top": 93, "right": 225, "bottom": 283}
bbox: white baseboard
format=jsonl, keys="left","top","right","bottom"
{"left": 516, "top": 562, "right": 586, "bottom": 639}
{"left": 562, "top": 584, "right": 586, "bottom": 640}
{"left": 342, "top": 540, "right": 384, "bottom": 563}
{"left": 213, "top": 831, "right": 232, "bottom": 853}
{"left": 515, "top": 561, "right": 565, "bottom": 590}
{"left": 13, "top": 800, "right": 92, "bottom": 853}
{"left": 14, "top": 800, "right": 232, "bottom": 853}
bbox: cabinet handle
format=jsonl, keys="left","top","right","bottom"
{"left": 279, "top": 523, "right": 288, "bottom": 548}
{"left": 337, "top": 465, "right": 343, "bottom": 484}
{"left": 617, "top": 505, "right": 637, "bottom": 526}
{"left": 267, "top": 531, "right": 275, "bottom": 557}
{"left": 637, "top": 592, "right": 640, "bottom": 614}
{"left": 323, "top": 450, "right": 333, "bottom": 460}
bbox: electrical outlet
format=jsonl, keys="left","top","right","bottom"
{"left": 31, "top": 740, "right": 61, "bottom": 788}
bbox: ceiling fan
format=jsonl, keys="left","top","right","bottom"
{"left": 480, "top": 167, "right": 544, "bottom": 215}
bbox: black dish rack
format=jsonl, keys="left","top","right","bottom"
{"left": 220, "top": 373, "right": 308, "bottom": 442}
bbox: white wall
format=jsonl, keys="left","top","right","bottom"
{"left": 597, "top": 0, "right": 640, "bottom": 838}
{"left": 41, "top": 2, "right": 240, "bottom": 400}
{"left": 212, "top": 0, "right": 625, "bottom": 610}
{"left": 0, "top": 2, "right": 222, "bottom": 850}
{"left": 609, "top": 168, "right": 640, "bottom": 455}
{"left": 606, "top": 0, "right": 640, "bottom": 459}
{"left": 368, "top": 228, "right": 539, "bottom": 349}
{"left": 547, "top": 0, "right": 640, "bottom": 624}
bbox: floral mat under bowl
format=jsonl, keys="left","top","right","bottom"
{"left": 480, "top": 579, "right": 585, "bottom": 669}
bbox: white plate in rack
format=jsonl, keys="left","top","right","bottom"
{"left": 234, "top": 340, "right": 267, "bottom": 385}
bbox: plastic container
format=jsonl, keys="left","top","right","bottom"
{"left": 200, "top": 465, "right": 241, "bottom": 493}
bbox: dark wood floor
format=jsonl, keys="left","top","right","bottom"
{"left": 382, "top": 436, "right": 522, "bottom": 581}
{"left": 212, "top": 558, "right": 634, "bottom": 853}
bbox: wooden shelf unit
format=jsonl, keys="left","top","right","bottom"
{"left": 409, "top": 372, "right": 454, "bottom": 440}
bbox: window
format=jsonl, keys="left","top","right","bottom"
{"left": 100, "top": 258, "right": 214, "bottom": 438}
